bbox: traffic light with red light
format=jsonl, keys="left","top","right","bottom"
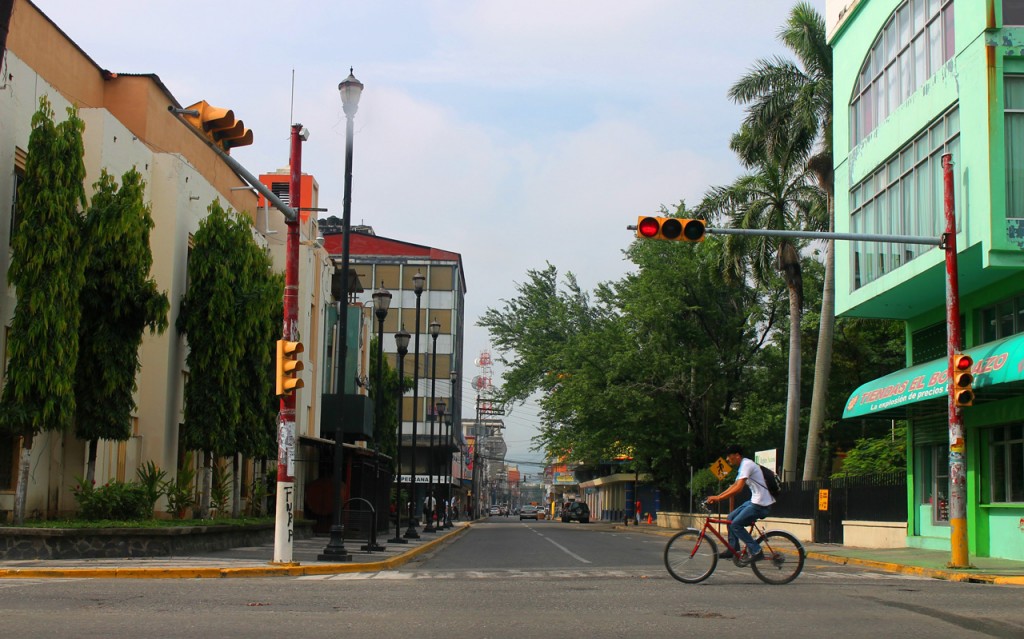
{"left": 636, "top": 216, "right": 706, "bottom": 242}
{"left": 952, "top": 353, "right": 974, "bottom": 407}
{"left": 182, "top": 100, "right": 254, "bottom": 152}
{"left": 276, "top": 340, "right": 304, "bottom": 395}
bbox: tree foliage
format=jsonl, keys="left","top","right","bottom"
{"left": 75, "top": 168, "right": 169, "bottom": 467}
{"left": 0, "top": 97, "right": 86, "bottom": 439}
{"left": 479, "top": 203, "right": 787, "bottom": 500}
{"left": 178, "top": 200, "right": 277, "bottom": 458}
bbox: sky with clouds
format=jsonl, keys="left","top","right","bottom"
{"left": 34, "top": 0, "right": 827, "bottom": 472}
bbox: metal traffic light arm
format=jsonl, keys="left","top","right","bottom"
{"left": 167, "top": 105, "right": 297, "bottom": 223}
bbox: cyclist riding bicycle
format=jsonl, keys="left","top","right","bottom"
{"left": 706, "top": 444, "right": 775, "bottom": 565}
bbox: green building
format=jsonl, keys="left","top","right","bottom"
{"left": 833, "top": 0, "right": 1024, "bottom": 560}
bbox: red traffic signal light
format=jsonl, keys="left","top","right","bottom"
{"left": 635, "top": 216, "right": 705, "bottom": 242}
{"left": 952, "top": 353, "right": 974, "bottom": 407}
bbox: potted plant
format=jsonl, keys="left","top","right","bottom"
{"left": 162, "top": 453, "right": 196, "bottom": 519}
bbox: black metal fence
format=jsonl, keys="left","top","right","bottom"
{"left": 770, "top": 472, "right": 907, "bottom": 544}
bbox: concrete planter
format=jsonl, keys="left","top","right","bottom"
{"left": 0, "top": 522, "right": 313, "bottom": 560}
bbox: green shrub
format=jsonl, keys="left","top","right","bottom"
{"left": 71, "top": 477, "right": 152, "bottom": 520}
{"left": 135, "top": 461, "right": 166, "bottom": 517}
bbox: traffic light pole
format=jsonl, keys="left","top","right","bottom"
{"left": 635, "top": 153, "right": 970, "bottom": 567}
{"left": 273, "top": 124, "right": 305, "bottom": 564}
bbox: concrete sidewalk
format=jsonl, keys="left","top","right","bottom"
{"left": 0, "top": 522, "right": 470, "bottom": 579}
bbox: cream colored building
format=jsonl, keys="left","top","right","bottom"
{"left": 0, "top": 0, "right": 333, "bottom": 519}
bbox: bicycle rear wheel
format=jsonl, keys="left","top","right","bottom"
{"left": 664, "top": 529, "right": 718, "bottom": 584}
{"left": 750, "top": 530, "right": 805, "bottom": 585}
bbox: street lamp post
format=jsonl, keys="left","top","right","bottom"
{"left": 435, "top": 399, "right": 446, "bottom": 528}
{"left": 388, "top": 326, "right": 411, "bottom": 545}
{"left": 444, "top": 369, "right": 457, "bottom": 528}
{"left": 363, "top": 283, "right": 391, "bottom": 552}
{"left": 405, "top": 271, "right": 425, "bottom": 539}
{"left": 319, "top": 68, "right": 363, "bottom": 562}
{"left": 423, "top": 318, "right": 441, "bottom": 533}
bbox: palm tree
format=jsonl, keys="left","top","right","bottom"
{"left": 699, "top": 132, "right": 824, "bottom": 482}
{"left": 728, "top": 2, "right": 833, "bottom": 480}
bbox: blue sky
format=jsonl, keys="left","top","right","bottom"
{"left": 35, "top": 0, "right": 828, "bottom": 470}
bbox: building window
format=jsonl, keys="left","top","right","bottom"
{"left": 1005, "top": 1, "right": 1024, "bottom": 25}
{"left": 917, "top": 443, "right": 950, "bottom": 524}
{"left": 9, "top": 147, "right": 26, "bottom": 247}
{"left": 850, "top": 107, "right": 959, "bottom": 289}
{"left": 978, "top": 293, "right": 1024, "bottom": 344}
{"left": 1005, "top": 77, "right": 1024, "bottom": 218}
{"left": 987, "top": 424, "right": 1024, "bottom": 503}
{"left": 849, "top": 0, "right": 954, "bottom": 148}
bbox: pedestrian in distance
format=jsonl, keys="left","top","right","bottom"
{"left": 706, "top": 444, "right": 775, "bottom": 565}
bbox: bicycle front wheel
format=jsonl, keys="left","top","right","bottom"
{"left": 750, "top": 530, "right": 805, "bottom": 585}
{"left": 664, "top": 529, "right": 718, "bottom": 584}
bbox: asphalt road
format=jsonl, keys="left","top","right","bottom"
{"left": 2, "top": 517, "right": 1022, "bottom": 638}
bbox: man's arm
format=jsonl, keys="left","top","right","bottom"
{"left": 707, "top": 476, "right": 747, "bottom": 504}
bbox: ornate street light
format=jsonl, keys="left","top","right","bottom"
{"left": 404, "top": 271, "right": 425, "bottom": 539}
{"left": 423, "top": 317, "right": 441, "bottom": 533}
{"left": 362, "top": 282, "right": 391, "bottom": 552}
{"left": 388, "top": 325, "right": 411, "bottom": 545}
{"left": 319, "top": 68, "right": 364, "bottom": 562}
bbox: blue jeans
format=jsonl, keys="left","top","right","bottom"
{"left": 728, "top": 501, "right": 770, "bottom": 555}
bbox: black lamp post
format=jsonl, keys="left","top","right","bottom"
{"left": 444, "top": 369, "right": 457, "bottom": 528}
{"left": 423, "top": 318, "right": 441, "bottom": 533}
{"left": 388, "top": 325, "right": 411, "bottom": 544}
{"left": 362, "top": 283, "right": 391, "bottom": 552}
{"left": 434, "top": 398, "right": 446, "bottom": 528}
{"left": 318, "top": 68, "right": 363, "bottom": 562}
{"left": 404, "top": 271, "right": 425, "bottom": 539}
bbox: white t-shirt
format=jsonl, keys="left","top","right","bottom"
{"left": 738, "top": 458, "right": 775, "bottom": 507}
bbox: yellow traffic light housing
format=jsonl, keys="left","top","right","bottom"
{"left": 636, "top": 216, "right": 706, "bottom": 242}
{"left": 952, "top": 353, "right": 974, "bottom": 407}
{"left": 276, "top": 339, "right": 304, "bottom": 395}
{"left": 182, "top": 100, "right": 254, "bottom": 152}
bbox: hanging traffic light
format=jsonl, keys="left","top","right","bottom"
{"left": 181, "top": 100, "right": 254, "bottom": 152}
{"left": 952, "top": 353, "right": 974, "bottom": 407}
{"left": 635, "top": 216, "right": 706, "bottom": 242}
{"left": 276, "top": 340, "right": 304, "bottom": 395}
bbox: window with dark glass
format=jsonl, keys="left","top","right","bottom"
{"left": 1005, "top": 0, "right": 1024, "bottom": 25}
{"left": 987, "top": 424, "right": 1024, "bottom": 503}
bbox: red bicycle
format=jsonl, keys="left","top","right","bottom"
{"left": 663, "top": 500, "right": 805, "bottom": 585}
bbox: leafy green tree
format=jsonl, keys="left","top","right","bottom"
{"left": 0, "top": 97, "right": 86, "bottom": 524}
{"left": 728, "top": 2, "right": 834, "bottom": 480}
{"left": 75, "top": 168, "right": 169, "bottom": 484}
{"left": 178, "top": 200, "right": 274, "bottom": 517}
{"left": 480, "top": 203, "right": 786, "bottom": 500}
{"left": 699, "top": 133, "right": 824, "bottom": 482}
{"left": 834, "top": 424, "right": 906, "bottom": 476}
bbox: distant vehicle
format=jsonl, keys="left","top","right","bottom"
{"left": 488, "top": 505, "right": 501, "bottom": 516}
{"left": 519, "top": 505, "right": 540, "bottom": 520}
{"left": 561, "top": 501, "right": 590, "bottom": 524}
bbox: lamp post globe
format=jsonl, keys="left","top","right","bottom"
{"left": 405, "top": 271, "right": 426, "bottom": 539}
{"left": 388, "top": 326, "right": 411, "bottom": 544}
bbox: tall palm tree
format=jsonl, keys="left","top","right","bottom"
{"left": 699, "top": 133, "right": 824, "bottom": 481}
{"left": 728, "top": 2, "right": 833, "bottom": 480}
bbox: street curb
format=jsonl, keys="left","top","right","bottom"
{"left": 804, "top": 550, "right": 1024, "bottom": 585}
{"left": 0, "top": 524, "right": 469, "bottom": 580}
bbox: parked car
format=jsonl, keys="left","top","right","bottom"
{"left": 488, "top": 505, "right": 501, "bottom": 516}
{"left": 519, "top": 505, "right": 539, "bottom": 520}
{"left": 561, "top": 501, "right": 590, "bottom": 523}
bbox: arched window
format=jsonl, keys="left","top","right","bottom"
{"left": 849, "top": 0, "right": 955, "bottom": 148}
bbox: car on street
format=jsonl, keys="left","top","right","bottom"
{"left": 488, "top": 505, "right": 501, "bottom": 516}
{"left": 519, "top": 505, "right": 539, "bottom": 520}
{"left": 561, "top": 501, "right": 590, "bottom": 523}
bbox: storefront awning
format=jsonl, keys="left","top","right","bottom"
{"left": 842, "top": 332, "right": 1024, "bottom": 420}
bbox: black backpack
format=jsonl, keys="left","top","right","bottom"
{"left": 756, "top": 464, "right": 782, "bottom": 497}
